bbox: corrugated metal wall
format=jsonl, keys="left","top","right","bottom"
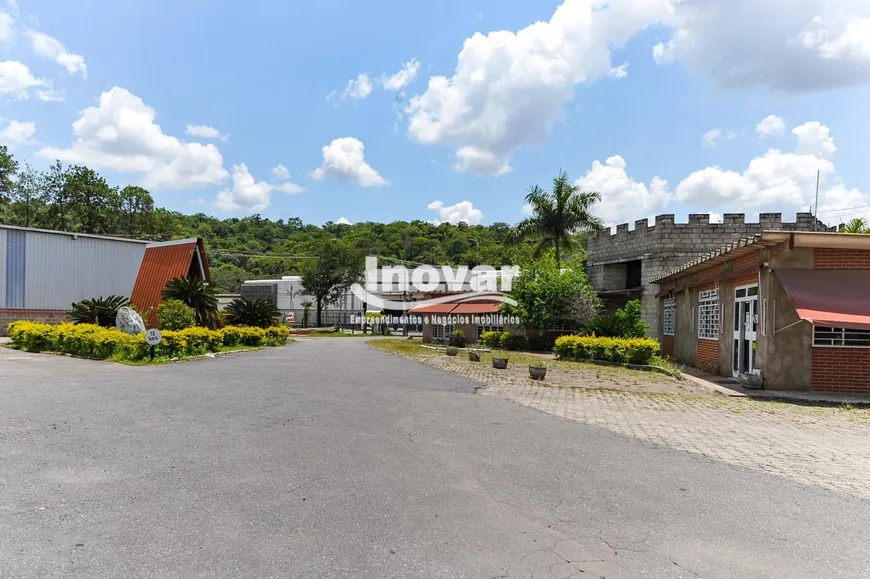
{"left": 5, "top": 230, "right": 26, "bottom": 308}
{"left": 19, "top": 231, "right": 147, "bottom": 310}
{"left": 0, "top": 228, "right": 6, "bottom": 307}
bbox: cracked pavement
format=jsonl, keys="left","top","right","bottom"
{"left": 2, "top": 339, "right": 869, "bottom": 578}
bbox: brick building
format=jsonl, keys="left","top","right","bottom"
{"left": 652, "top": 231, "right": 870, "bottom": 394}
{"left": 586, "top": 213, "right": 830, "bottom": 338}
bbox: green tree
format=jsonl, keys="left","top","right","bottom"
{"left": 0, "top": 145, "right": 18, "bottom": 204}
{"left": 43, "top": 161, "right": 70, "bottom": 231}
{"left": 64, "top": 165, "right": 114, "bottom": 234}
{"left": 515, "top": 170, "right": 603, "bottom": 266}
{"left": 162, "top": 277, "right": 220, "bottom": 329}
{"left": 842, "top": 218, "right": 869, "bottom": 234}
{"left": 119, "top": 186, "right": 155, "bottom": 234}
{"left": 502, "top": 253, "right": 600, "bottom": 331}
{"left": 158, "top": 299, "right": 197, "bottom": 331}
{"left": 9, "top": 163, "right": 44, "bottom": 227}
{"left": 210, "top": 264, "right": 251, "bottom": 294}
{"left": 300, "top": 240, "right": 361, "bottom": 327}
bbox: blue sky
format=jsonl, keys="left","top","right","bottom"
{"left": 3, "top": 0, "right": 870, "bottom": 229}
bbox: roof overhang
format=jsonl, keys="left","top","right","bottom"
{"left": 776, "top": 269, "right": 870, "bottom": 331}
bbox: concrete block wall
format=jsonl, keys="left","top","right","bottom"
{"left": 587, "top": 212, "right": 832, "bottom": 338}
{"left": 0, "top": 309, "right": 68, "bottom": 336}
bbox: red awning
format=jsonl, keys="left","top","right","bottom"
{"left": 776, "top": 269, "right": 870, "bottom": 330}
{"left": 408, "top": 303, "right": 458, "bottom": 314}
{"left": 451, "top": 302, "right": 502, "bottom": 314}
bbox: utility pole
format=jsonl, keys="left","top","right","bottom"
{"left": 813, "top": 170, "right": 821, "bottom": 232}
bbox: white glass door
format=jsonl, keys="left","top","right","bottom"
{"left": 733, "top": 285, "right": 759, "bottom": 377}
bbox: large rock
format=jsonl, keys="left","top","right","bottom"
{"left": 116, "top": 306, "right": 145, "bottom": 335}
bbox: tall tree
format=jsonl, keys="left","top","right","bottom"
{"left": 64, "top": 165, "right": 114, "bottom": 234}
{"left": 300, "top": 240, "right": 361, "bottom": 327}
{"left": 119, "top": 186, "right": 155, "bottom": 234}
{"left": 514, "top": 170, "right": 603, "bottom": 266}
{"left": 9, "top": 163, "right": 43, "bottom": 227}
{"left": 43, "top": 161, "right": 69, "bottom": 231}
{"left": 0, "top": 145, "right": 19, "bottom": 204}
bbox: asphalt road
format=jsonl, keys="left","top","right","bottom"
{"left": 1, "top": 339, "right": 869, "bottom": 578}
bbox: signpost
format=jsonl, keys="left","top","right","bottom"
{"left": 145, "top": 328, "right": 162, "bottom": 361}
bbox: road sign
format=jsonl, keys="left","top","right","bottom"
{"left": 145, "top": 328, "right": 162, "bottom": 346}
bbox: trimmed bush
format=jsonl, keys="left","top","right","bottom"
{"left": 8, "top": 322, "right": 281, "bottom": 362}
{"left": 480, "top": 330, "right": 507, "bottom": 349}
{"left": 502, "top": 334, "right": 529, "bottom": 351}
{"left": 264, "top": 325, "right": 290, "bottom": 346}
{"left": 553, "top": 335, "right": 660, "bottom": 365}
{"left": 158, "top": 299, "right": 196, "bottom": 331}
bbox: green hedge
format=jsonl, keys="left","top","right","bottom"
{"left": 6, "top": 321, "right": 289, "bottom": 362}
{"left": 553, "top": 335, "right": 660, "bottom": 365}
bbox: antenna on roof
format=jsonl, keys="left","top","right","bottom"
{"left": 813, "top": 170, "right": 820, "bottom": 232}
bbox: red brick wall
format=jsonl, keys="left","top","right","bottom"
{"left": 814, "top": 248, "right": 870, "bottom": 270}
{"left": 732, "top": 253, "right": 759, "bottom": 271}
{"left": 812, "top": 348, "right": 870, "bottom": 394}
{"left": 697, "top": 338, "right": 718, "bottom": 365}
{"left": 662, "top": 335, "right": 675, "bottom": 358}
{"left": 0, "top": 310, "right": 68, "bottom": 337}
{"left": 733, "top": 274, "right": 758, "bottom": 287}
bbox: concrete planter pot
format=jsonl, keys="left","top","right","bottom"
{"left": 492, "top": 358, "right": 508, "bottom": 369}
{"left": 446, "top": 347, "right": 459, "bottom": 356}
{"left": 468, "top": 351, "right": 481, "bottom": 362}
{"left": 529, "top": 366, "right": 547, "bottom": 381}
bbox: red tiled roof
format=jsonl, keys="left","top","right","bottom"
{"left": 408, "top": 303, "right": 457, "bottom": 314}
{"left": 130, "top": 238, "right": 210, "bottom": 326}
{"left": 450, "top": 302, "right": 502, "bottom": 314}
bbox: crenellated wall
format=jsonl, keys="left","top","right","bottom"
{"left": 587, "top": 212, "right": 833, "bottom": 338}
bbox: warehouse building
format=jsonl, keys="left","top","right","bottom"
{"left": 0, "top": 225, "right": 150, "bottom": 335}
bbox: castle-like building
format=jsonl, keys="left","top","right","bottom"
{"left": 587, "top": 212, "right": 833, "bottom": 337}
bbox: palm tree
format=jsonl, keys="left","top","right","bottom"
{"left": 162, "top": 276, "right": 220, "bottom": 329}
{"left": 842, "top": 218, "right": 868, "bottom": 234}
{"left": 223, "top": 298, "right": 280, "bottom": 328}
{"left": 515, "top": 170, "right": 603, "bottom": 266}
{"left": 67, "top": 295, "right": 130, "bottom": 327}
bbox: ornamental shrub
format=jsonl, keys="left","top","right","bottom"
{"left": 480, "top": 331, "right": 507, "bottom": 349}
{"left": 264, "top": 325, "right": 290, "bottom": 346}
{"left": 502, "top": 333, "right": 529, "bottom": 351}
{"left": 553, "top": 335, "right": 660, "bottom": 365}
{"left": 158, "top": 299, "right": 196, "bottom": 331}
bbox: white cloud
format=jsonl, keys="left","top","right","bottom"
{"left": 310, "top": 137, "right": 388, "bottom": 187}
{"left": 654, "top": 1, "right": 870, "bottom": 91}
{"left": 756, "top": 115, "right": 786, "bottom": 136}
{"left": 39, "top": 87, "right": 229, "bottom": 190}
{"left": 792, "top": 121, "right": 836, "bottom": 158}
{"left": 272, "top": 164, "right": 290, "bottom": 180}
{"left": 702, "top": 129, "right": 723, "bottom": 148}
{"left": 275, "top": 181, "right": 303, "bottom": 194}
{"left": 675, "top": 121, "right": 864, "bottom": 217}
{"left": 427, "top": 200, "right": 484, "bottom": 225}
{"left": 0, "top": 12, "right": 14, "bottom": 45}
{"left": 215, "top": 163, "right": 273, "bottom": 212}
{"left": 185, "top": 124, "right": 228, "bottom": 141}
{"left": 607, "top": 62, "right": 629, "bottom": 78}
{"left": 382, "top": 59, "right": 420, "bottom": 90}
{"left": 26, "top": 30, "right": 86, "bottom": 77}
{"left": 341, "top": 73, "right": 373, "bottom": 101}
{"left": 36, "top": 82, "right": 65, "bottom": 102}
{"left": 336, "top": 217, "right": 353, "bottom": 225}
{"left": 575, "top": 155, "right": 670, "bottom": 225}
{"left": 0, "top": 119, "right": 34, "bottom": 145}
{"left": 406, "top": 0, "right": 669, "bottom": 174}
{"left": 521, "top": 203, "right": 534, "bottom": 216}
{"left": 0, "top": 60, "right": 46, "bottom": 99}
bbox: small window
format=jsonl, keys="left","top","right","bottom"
{"left": 663, "top": 298, "right": 676, "bottom": 336}
{"left": 747, "top": 286, "right": 759, "bottom": 297}
{"left": 698, "top": 289, "right": 719, "bottom": 340}
{"left": 813, "top": 326, "right": 870, "bottom": 348}
{"left": 736, "top": 288, "right": 747, "bottom": 298}
{"left": 477, "top": 325, "right": 503, "bottom": 340}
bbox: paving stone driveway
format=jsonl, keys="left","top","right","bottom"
{"left": 388, "top": 347, "right": 870, "bottom": 500}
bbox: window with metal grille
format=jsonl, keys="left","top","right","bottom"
{"left": 813, "top": 326, "right": 870, "bottom": 348}
{"left": 477, "top": 325, "right": 503, "bottom": 340}
{"left": 432, "top": 323, "right": 455, "bottom": 343}
{"left": 698, "top": 289, "right": 719, "bottom": 340}
{"left": 663, "top": 298, "right": 676, "bottom": 336}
